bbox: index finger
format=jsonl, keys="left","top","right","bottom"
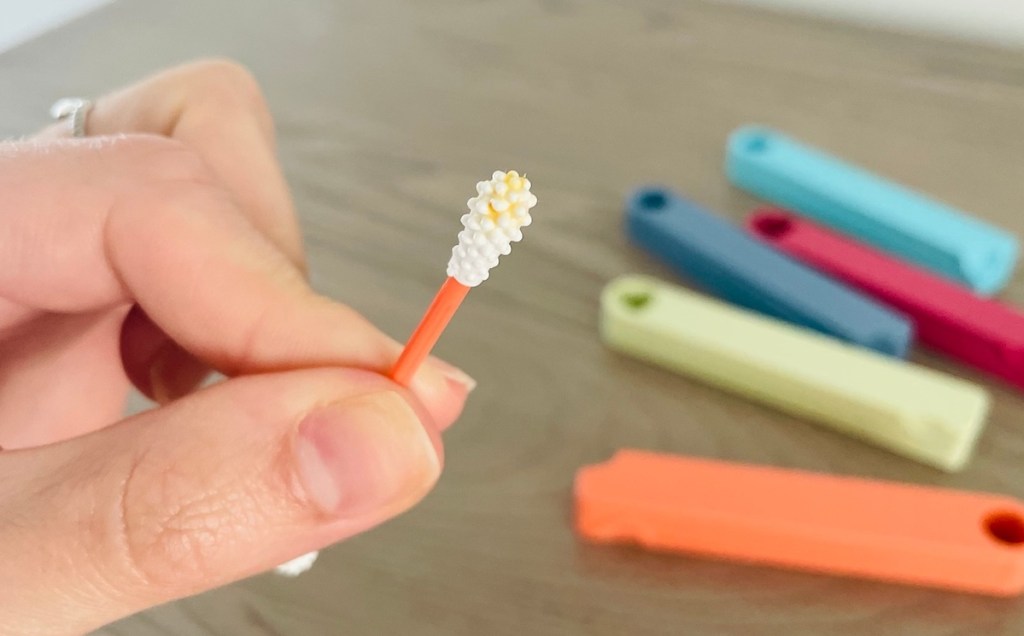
{"left": 37, "top": 59, "right": 305, "bottom": 270}
{"left": 0, "top": 136, "right": 471, "bottom": 430}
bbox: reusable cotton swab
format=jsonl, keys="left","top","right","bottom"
{"left": 274, "top": 170, "right": 537, "bottom": 577}
{"left": 390, "top": 169, "right": 538, "bottom": 384}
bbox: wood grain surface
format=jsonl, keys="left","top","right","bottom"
{"left": 2, "top": 0, "right": 1024, "bottom": 634}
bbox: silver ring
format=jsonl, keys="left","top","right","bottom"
{"left": 49, "top": 97, "right": 93, "bottom": 137}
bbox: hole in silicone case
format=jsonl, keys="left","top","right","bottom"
{"left": 964, "top": 245, "right": 1009, "bottom": 292}
{"left": 621, "top": 292, "right": 653, "bottom": 310}
{"left": 637, "top": 190, "right": 669, "bottom": 212}
{"left": 752, "top": 213, "right": 794, "bottom": 240}
{"left": 742, "top": 132, "right": 771, "bottom": 154}
{"left": 984, "top": 511, "right": 1024, "bottom": 546}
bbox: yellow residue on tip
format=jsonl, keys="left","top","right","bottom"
{"left": 484, "top": 170, "right": 532, "bottom": 222}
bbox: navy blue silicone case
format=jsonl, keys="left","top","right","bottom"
{"left": 625, "top": 186, "right": 914, "bottom": 358}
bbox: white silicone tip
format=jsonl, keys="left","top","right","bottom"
{"left": 446, "top": 170, "right": 537, "bottom": 287}
{"left": 274, "top": 550, "right": 319, "bottom": 577}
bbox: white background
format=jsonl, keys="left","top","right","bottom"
{"left": 722, "top": 0, "right": 1024, "bottom": 48}
{"left": 0, "top": 0, "right": 1022, "bottom": 54}
{"left": 0, "top": 0, "right": 113, "bottom": 54}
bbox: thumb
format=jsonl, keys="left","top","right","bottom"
{"left": 0, "top": 368, "right": 441, "bottom": 636}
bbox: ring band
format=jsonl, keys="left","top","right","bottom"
{"left": 49, "top": 97, "right": 93, "bottom": 137}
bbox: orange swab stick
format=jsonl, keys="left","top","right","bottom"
{"left": 576, "top": 450, "right": 1024, "bottom": 596}
{"left": 388, "top": 170, "right": 537, "bottom": 386}
{"left": 390, "top": 277, "right": 470, "bottom": 385}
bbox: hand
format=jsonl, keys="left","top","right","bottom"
{"left": 0, "top": 60, "right": 473, "bottom": 636}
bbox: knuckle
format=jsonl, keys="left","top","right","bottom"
{"left": 185, "top": 58, "right": 270, "bottom": 117}
{"left": 189, "top": 58, "right": 260, "bottom": 91}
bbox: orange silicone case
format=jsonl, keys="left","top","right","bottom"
{"left": 575, "top": 450, "right": 1024, "bottom": 595}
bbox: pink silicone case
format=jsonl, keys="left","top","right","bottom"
{"left": 746, "top": 208, "right": 1024, "bottom": 389}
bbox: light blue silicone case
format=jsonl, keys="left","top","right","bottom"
{"left": 725, "top": 126, "right": 1018, "bottom": 296}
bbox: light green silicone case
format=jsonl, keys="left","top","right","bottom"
{"left": 600, "top": 275, "right": 991, "bottom": 471}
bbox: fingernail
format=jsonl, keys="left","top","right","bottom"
{"left": 149, "top": 344, "right": 177, "bottom": 404}
{"left": 427, "top": 357, "right": 477, "bottom": 394}
{"left": 293, "top": 392, "right": 441, "bottom": 517}
{"left": 150, "top": 361, "right": 171, "bottom": 405}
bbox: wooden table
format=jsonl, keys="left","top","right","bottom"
{"left": 3, "top": 1, "right": 1024, "bottom": 633}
